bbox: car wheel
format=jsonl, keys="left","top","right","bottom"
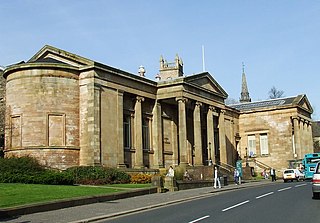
{"left": 313, "top": 192, "right": 319, "bottom": 199}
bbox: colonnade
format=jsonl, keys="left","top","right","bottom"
{"left": 292, "top": 116, "right": 314, "bottom": 159}
{"left": 122, "top": 95, "right": 226, "bottom": 169}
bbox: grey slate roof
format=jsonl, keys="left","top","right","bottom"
{"left": 229, "top": 96, "right": 299, "bottom": 111}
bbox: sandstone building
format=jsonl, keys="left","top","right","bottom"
{"left": 2, "top": 45, "right": 314, "bottom": 173}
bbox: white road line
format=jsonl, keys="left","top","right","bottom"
{"left": 189, "top": 215, "right": 210, "bottom": 223}
{"left": 222, "top": 200, "right": 250, "bottom": 212}
{"left": 256, "top": 191, "right": 274, "bottom": 199}
{"left": 278, "top": 187, "right": 292, "bottom": 192}
{"left": 295, "top": 183, "right": 307, "bottom": 187}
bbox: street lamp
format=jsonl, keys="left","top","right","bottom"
{"left": 245, "top": 147, "right": 249, "bottom": 167}
{"left": 208, "top": 142, "right": 212, "bottom": 166}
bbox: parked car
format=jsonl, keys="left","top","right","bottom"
{"left": 283, "top": 169, "right": 305, "bottom": 182}
{"left": 312, "top": 162, "right": 320, "bottom": 199}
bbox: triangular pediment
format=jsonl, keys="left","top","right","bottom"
{"left": 294, "top": 94, "right": 313, "bottom": 113}
{"left": 28, "top": 45, "right": 94, "bottom": 68}
{"left": 185, "top": 72, "right": 228, "bottom": 98}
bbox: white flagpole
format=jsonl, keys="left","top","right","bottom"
{"left": 202, "top": 45, "right": 206, "bottom": 72}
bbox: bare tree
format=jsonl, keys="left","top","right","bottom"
{"left": 225, "top": 97, "right": 239, "bottom": 105}
{"left": 268, "top": 86, "right": 284, "bottom": 99}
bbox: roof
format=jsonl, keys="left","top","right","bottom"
{"left": 312, "top": 121, "right": 320, "bottom": 137}
{"left": 229, "top": 95, "right": 313, "bottom": 113}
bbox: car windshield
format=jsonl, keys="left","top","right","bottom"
{"left": 284, "top": 170, "right": 294, "bottom": 174}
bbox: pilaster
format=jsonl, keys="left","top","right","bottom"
{"left": 117, "top": 90, "right": 126, "bottom": 168}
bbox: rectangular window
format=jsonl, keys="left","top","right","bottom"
{"left": 260, "top": 134, "right": 269, "bottom": 155}
{"left": 123, "top": 114, "right": 131, "bottom": 149}
{"left": 248, "top": 135, "right": 256, "bottom": 157}
{"left": 142, "top": 117, "right": 150, "bottom": 151}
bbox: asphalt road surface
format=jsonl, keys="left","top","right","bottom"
{"left": 99, "top": 182, "right": 320, "bottom": 223}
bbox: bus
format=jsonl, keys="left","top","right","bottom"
{"left": 302, "top": 153, "right": 320, "bottom": 179}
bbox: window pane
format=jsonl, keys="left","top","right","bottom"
{"left": 123, "top": 115, "right": 131, "bottom": 148}
{"left": 248, "top": 135, "right": 256, "bottom": 156}
{"left": 142, "top": 118, "right": 150, "bottom": 150}
{"left": 260, "top": 134, "right": 268, "bottom": 155}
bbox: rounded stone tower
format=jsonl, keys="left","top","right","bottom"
{"left": 3, "top": 61, "right": 80, "bottom": 169}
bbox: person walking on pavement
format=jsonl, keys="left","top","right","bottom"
{"left": 234, "top": 169, "right": 239, "bottom": 185}
{"left": 214, "top": 166, "right": 221, "bottom": 188}
{"left": 270, "top": 168, "right": 276, "bottom": 182}
{"left": 166, "top": 166, "right": 174, "bottom": 177}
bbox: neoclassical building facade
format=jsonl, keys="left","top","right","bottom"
{"left": 3, "top": 45, "right": 314, "bottom": 173}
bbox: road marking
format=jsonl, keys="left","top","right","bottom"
{"left": 189, "top": 215, "right": 210, "bottom": 223}
{"left": 278, "top": 187, "right": 292, "bottom": 192}
{"left": 256, "top": 191, "right": 274, "bottom": 199}
{"left": 295, "top": 183, "right": 307, "bottom": 187}
{"left": 222, "top": 200, "right": 250, "bottom": 212}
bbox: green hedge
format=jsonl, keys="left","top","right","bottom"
{"left": 0, "top": 157, "right": 131, "bottom": 185}
{"left": 65, "top": 166, "right": 131, "bottom": 185}
{"left": 0, "top": 157, "right": 74, "bottom": 185}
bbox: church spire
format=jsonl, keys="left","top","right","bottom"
{"left": 239, "top": 62, "right": 251, "bottom": 103}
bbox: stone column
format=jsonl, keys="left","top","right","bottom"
{"left": 176, "top": 97, "right": 188, "bottom": 165}
{"left": 207, "top": 106, "right": 216, "bottom": 164}
{"left": 219, "top": 109, "right": 227, "bottom": 165}
{"left": 302, "top": 121, "right": 307, "bottom": 156}
{"left": 193, "top": 101, "right": 203, "bottom": 166}
{"left": 152, "top": 101, "right": 163, "bottom": 168}
{"left": 117, "top": 90, "right": 126, "bottom": 167}
{"left": 134, "top": 96, "right": 144, "bottom": 168}
{"left": 293, "top": 117, "right": 302, "bottom": 159}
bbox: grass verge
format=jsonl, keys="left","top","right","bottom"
{"left": 0, "top": 183, "right": 151, "bottom": 208}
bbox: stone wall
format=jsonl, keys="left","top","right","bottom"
{"left": 238, "top": 107, "right": 313, "bottom": 172}
{"left": 5, "top": 64, "right": 80, "bottom": 169}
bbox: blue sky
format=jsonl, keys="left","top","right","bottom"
{"left": 1, "top": 1, "right": 319, "bottom": 119}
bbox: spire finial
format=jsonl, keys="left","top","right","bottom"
{"left": 239, "top": 62, "right": 251, "bottom": 103}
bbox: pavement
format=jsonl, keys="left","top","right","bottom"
{"left": 1, "top": 180, "right": 276, "bottom": 223}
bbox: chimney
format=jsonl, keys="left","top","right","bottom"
{"left": 138, "top": 65, "right": 146, "bottom": 77}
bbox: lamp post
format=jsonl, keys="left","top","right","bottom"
{"left": 294, "top": 153, "right": 298, "bottom": 169}
{"left": 245, "top": 147, "right": 249, "bottom": 167}
{"left": 208, "top": 142, "right": 212, "bottom": 166}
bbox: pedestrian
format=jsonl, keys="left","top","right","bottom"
{"left": 214, "top": 166, "right": 221, "bottom": 188}
{"left": 166, "top": 166, "right": 174, "bottom": 177}
{"left": 234, "top": 169, "right": 239, "bottom": 185}
{"left": 263, "top": 169, "right": 269, "bottom": 179}
{"left": 270, "top": 168, "right": 276, "bottom": 182}
{"left": 183, "top": 170, "right": 192, "bottom": 181}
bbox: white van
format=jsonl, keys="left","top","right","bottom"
{"left": 312, "top": 162, "right": 320, "bottom": 198}
{"left": 283, "top": 169, "right": 305, "bottom": 182}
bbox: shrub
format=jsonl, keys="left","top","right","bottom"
{"left": 0, "top": 157, "right": 131, "bottom": 185}
{"left": 0, "top": 157, "right": 73, "bottom": 185}
{"left": 65, "top": 166, "right": 131, "bottom": 185}
{"left": 0, "top": 156, "right": 45, "bottom": 175}
{"left": 130, "top": 173, "right": 152, "bottom": 184}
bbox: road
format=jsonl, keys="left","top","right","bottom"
{"left": 98, "top": 182, "right": 320, "bottom": 223}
